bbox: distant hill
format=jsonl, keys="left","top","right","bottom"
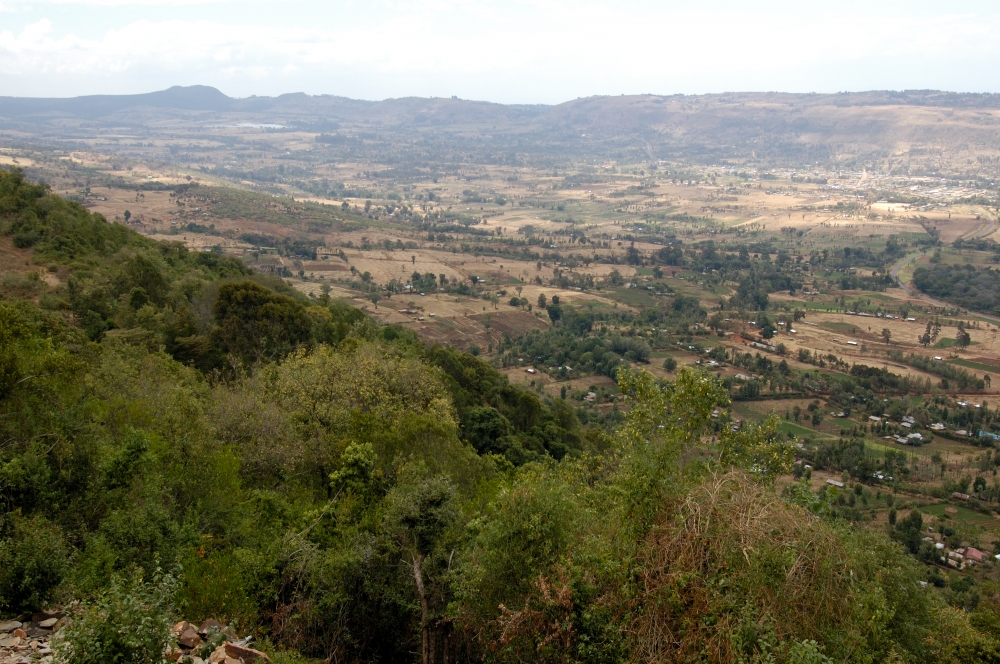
{"left": 3, "top": 86, "right": 1000, "bottom": 162}
{"left": 0, "top": 85, "right": 236, "bottom": 119}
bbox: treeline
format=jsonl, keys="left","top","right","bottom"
{"left": 887, "top": 349, "right": 986, "bottom": 391}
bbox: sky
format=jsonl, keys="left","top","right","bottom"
{"left": 0, "top": 0, "right": 998, "bottom": 104}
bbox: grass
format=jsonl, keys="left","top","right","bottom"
{"left": 777, "top": 420, "right": 824, "bottom": 438}
{"left": 935, "top": 337, "right": 978, "bottom": 349}
{"left": 779, "top": 299, "right": 841, "bottom": 311}
{"left": 921, "top": 502, "right": 998, "bottom": 527}
{"left": 918, "top": 437, "right": 978, "bottom": 455}
{"left": 607, "top": 287, "right": 659, "bottom": 307}
{"left": 820, "top": 321, "right": 859, "bottom": 333}
{"left": 568, "top": 299, "right": 615, "bottom": 313}
{"left": 949, "top": 358, "right": 1000, "bottom": 373}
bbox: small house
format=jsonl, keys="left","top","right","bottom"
{"left": 965, "top": 547, "right": 985, "bottom": 564}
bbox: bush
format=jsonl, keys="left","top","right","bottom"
{"left": 56, "top": 569, "right": 177, "bottom": 664}
{"left": 12, "top": 231, "right": 40, "bottom": 248}
{"left": 0, "top": 513, "right": 69, "bottom": 613}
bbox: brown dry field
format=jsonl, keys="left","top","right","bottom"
{"left": 7, "top": 132, "right": 1000, "bottom": 377}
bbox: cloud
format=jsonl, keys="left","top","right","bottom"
{"left": 0, "top": 2, "right": 998, "bottom": 100}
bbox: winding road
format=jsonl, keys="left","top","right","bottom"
{"left": 967, "top": 207, "right": 998, "bottom": 241}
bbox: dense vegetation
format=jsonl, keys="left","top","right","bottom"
{"left": 914, "top": 263, "right": 1000, "bottom": 315}
{"left": 4, "top": 167, "right": 1000, "bottom": 663}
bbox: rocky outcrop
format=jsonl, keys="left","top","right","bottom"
{"left": 0, "top": 610, "right": 63, "bottom": 664}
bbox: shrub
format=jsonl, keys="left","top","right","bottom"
{"left": 0, "top": 513, "right": 69, "bottom": 613}
{"left": 629, "top": 472, "right": 941, "bottom": 663}
{"left": 56, "top": 569, "right": 177, "bottom": 664}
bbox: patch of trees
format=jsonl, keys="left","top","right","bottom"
{"left": 886, "top": 349, "right": 985, "bottom": 391}
{"left": 914, "top": 263, "right": 1000, "bottom": 316}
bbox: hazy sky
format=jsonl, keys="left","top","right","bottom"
{"left": 1, "top": 0, "right": 998, "bottom": 103}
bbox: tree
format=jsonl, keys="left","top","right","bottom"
{"left": 212, "top": 280, "right": 312, "bottom": 366}
{"left": 918, "top": 321, "right": 934, "bottom": 348}
{"left": 957, "top": 322, "right": 971, "bottom": 349}
{"left": 123, "top": 210, "right": 131, "bottom": 222}
{"left": 386, "top": 477, "right": 458, "bottom": 664}
{"left": 882, "top": 328, "right": 892, "bottom": 345}
{"left": 464, "top": 406, "right": 512, "bottom": 454}
{"left": 892, "top": 509, "right": 924, "bottom": 554}
{"left": 974, "top": 475, "right": 987, "bottom": 495}
{"left": 369, "top": 293, "right": 381, "bottom": 309}
{"left": 537, "top": 293, "right": 547, "bottom": 309}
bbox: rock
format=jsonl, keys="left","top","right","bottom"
{"left": 208, "top": 645, "right": 228, "bottom": 664}
{"left": 224, "top": 643, "right": 270, "bottom": 664}
{"left": 0, "top": 636, "right": 22, "bottom": 648}
{"left": 178, "top": 626, "right": 202, "bottom": 649}
{"left": 10, "top": 631, "right": 24, "bottom": 640}
{"left": 0, "top": 623, "right": 20, "bottom": 634}
{"left": 198, "top": 619, "right": 222, "bottom": 636}
{"left": 173, "top": 621, "right": 192, "bottom": 636}
{"left": 30, "top": 612, "right": 61, "bottom": 624}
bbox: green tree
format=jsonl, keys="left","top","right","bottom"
{"left": 386, "top": 477, "right": 458, "bottom": 664}
{"left": 212, "top": 280, "right": 312, "bottom": 366}
{"left": 957, "top": 322, "right": 972, "bottom": 349}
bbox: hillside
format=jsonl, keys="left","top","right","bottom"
{"left": 4, "top": 87, "right": 1000, "bottom": 164}
{"left": 5, "top": 161, "right": 1000, "bottom": 664}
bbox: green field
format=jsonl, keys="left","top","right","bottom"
{"left": 607, "top": 286, "right": 661, "bottom": 307}
{"left": 820, "top": 321, "right": 860, "bottom": 333}
{"left": 949, "top": 358, "right": 999, "bottom": 373}
{"left": 922, "top": 502, "right": 999, "bottom": 528}
{"left": 935, "top": 337, "right": 978, "bottom": 349}
{"left": 777, "top": 420, "right": 825, "bottom": 438}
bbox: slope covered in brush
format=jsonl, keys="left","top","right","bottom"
{"left": 2, "top": 167, "right": 1000, "bottom": 664}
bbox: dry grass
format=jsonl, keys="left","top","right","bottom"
{"left": 629, "top": 472, "right": 857, "bottom": 663}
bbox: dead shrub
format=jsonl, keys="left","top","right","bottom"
{"left": 629, "top": 471, "right": 871, "bottom": 663}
